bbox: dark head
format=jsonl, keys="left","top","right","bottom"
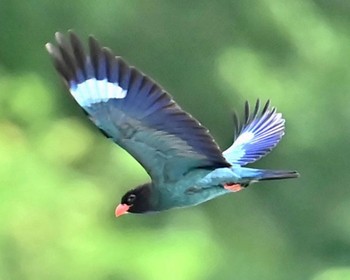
{"left": 115, "top": 183, "right": 153, "bottom": 217}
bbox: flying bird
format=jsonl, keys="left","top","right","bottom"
{"left": 46, "top": 31, "right": 299, "bottom": 217}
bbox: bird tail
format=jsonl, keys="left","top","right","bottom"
{"left": 253, "top": 168, "right": 299, "bottom": 181}
{"left": 237, "top": 167, "right": 299, "bottom": 183}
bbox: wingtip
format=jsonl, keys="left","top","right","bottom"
{"left": 232, "top": 111, "right": 240, "bottom": 138}
{"left": 54, "top": 31, "right": 63, "bottom": 43}
{"left": 68, "top": 29, "right": 76, "bottom": 35}
{"left": 244, "top": 100, "right": 250, "bottom": 123}
{"left": 68, "top": 30, "right": 79, "bottom": 43}
{"left": 252, "top": 99, "right": 260, "bottom": 118}
{"left": 88, "top": 34, "right": 99, "bottom": 45}
{"left": 45, "top": 42, "right": 53, "bottom": 53}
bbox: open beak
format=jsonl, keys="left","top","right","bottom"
{"left": 115, "top": 203, "right": 130, "bottom": 217}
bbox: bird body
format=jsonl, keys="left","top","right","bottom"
{"left": 132, "top": 166, "right": 296, "bottom": 212}
{"left": 46, "top": 31, "right": 299, "bottom": 217}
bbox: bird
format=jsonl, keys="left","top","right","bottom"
{"left": 46, "top": 31, "right": 299, "bottom": 217}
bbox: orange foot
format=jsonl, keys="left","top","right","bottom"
{"left": 224, "top": 183, "right": 244, "bottom": 192}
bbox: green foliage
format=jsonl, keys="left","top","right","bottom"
{"left": 0, "top": 0, "right": 350, "bottom": 279}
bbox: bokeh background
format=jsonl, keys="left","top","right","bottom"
{"left": 1, "top": 1, "right": 350, "bottom": 279}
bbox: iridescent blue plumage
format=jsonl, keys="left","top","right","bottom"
{"left": 46, "top": 31, "right": 299, "bottom": 216}
{"left": 46, "top": 32, "right": 230, "bottom": 184}
{"left": 223, "top": 100, "right": 285, "bottom": 166}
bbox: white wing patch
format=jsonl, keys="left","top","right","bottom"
{"left": 70, "top": 78, "right": 127, "bottom": 107}
{"left": 231, "top": 131, "right": 254, "bottom": 147}
{"left": 223, "top": 131, "right": 254, "bottom": 156}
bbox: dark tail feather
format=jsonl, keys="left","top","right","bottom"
{"left": 256, "top": 169, "right": 300, "bottom": 181}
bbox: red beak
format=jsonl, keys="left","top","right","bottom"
{"left": 115, "top": 203, "right": 130, "bottom": 217}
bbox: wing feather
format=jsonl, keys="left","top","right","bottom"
{"left": 223, "top": 100, "right": 285, "bottom": 166}
{"left": 46, "top": 31, "right": 230, "bottom": 183}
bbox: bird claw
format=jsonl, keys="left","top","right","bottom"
{"left": 224, "top": 183, "right": 244, "bottom": 192}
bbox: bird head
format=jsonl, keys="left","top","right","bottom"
{"left": 115, "top": 183, "right": 153, "bottom": 217}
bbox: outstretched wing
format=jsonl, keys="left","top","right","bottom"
{"left": 46, "top": 31, "right": 230, "bottom": 183}
{"left": 223, "top": 100, "right": 285, "bottom": 166}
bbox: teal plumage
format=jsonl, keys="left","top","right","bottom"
{"left": 46, "top": 31, "right": 299, "bottom": 217}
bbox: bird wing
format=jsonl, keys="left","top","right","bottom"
{"left": 46, "top": 32, "right": 230, "bottom": 184}
{"left": 223, "top": 100, "right": 285, "bottom": 166}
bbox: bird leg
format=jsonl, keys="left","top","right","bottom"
{"left": 223, "top": 183, "right": 244, "bottom": 192}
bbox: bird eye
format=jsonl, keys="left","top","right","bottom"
{"left": 127, "top": 194, "right": 136, "bottom": 204}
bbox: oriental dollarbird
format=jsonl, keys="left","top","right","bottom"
{"left": 46, "top": 31, "right": 299, "bottom": 217}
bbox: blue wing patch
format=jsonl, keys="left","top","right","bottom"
{"left": 223, "top": 100, "right": 285, "bottom": 166}
{"left": 46, "top": 31, "right": 230, "bottom": 183}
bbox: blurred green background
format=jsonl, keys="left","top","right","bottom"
{"left": 1, "top": 0, "right": 350, "bottom": 279}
